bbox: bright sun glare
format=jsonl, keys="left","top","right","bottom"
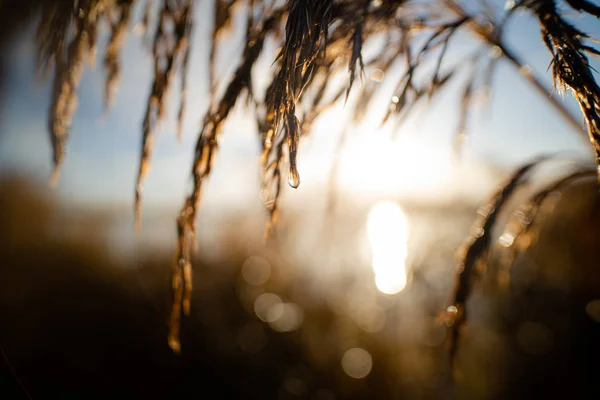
{"left": 367, "top": 201, "right": 409, "bottom": 295}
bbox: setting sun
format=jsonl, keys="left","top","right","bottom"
{"left": 366, "top": 201, "right": 409, "bottom": 294}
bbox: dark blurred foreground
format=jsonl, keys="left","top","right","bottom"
{"left": 1, "top": 175, "right": 600, "bottom": 399}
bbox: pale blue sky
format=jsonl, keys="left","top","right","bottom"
{"left": 0, "top": 1, "right": 598, "bottom": 218}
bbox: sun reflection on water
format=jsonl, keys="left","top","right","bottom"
{"left": 367, "top": 201, "right": 409, "bottom": 295}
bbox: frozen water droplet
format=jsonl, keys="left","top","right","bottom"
{"left": 370, "top": 69, "right": 384, "bottom": 83}
{"left": 288, "top": 167, "right": 300, "bottom": 188}
{"left": 519, "top": 64, "right": 532, "bottom": 77}
{"left": 489, "top": 45, "right": 502, "bottom": 59}
{"left": 498, "top": 232, "right": 515, "bottom": 247}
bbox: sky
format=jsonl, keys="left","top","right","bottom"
{"left": 0, "top": 0, "right": 598, "bottom": 222}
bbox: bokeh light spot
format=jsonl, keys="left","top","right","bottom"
{"left": 269, "top": 302, "right": 304, "bottom": 332}
{"left": 585, "top": 299, "right": 600, "bottom": 323}
{"left": 367, "top": 201, "right": 409, "bottom": 294}
{"left": 254, "top": 292, "right": 282, "bottom": 322}
{"left": 241, "top": 255, "right": 271, "bottom": 286}
{"left": 341, "top": 347, "right": 373, "bottom": 379}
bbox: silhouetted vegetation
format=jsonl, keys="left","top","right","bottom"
{"left": 1, "top": 2, "right": 600, "bottom": 390}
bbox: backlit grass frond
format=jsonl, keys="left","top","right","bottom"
{"left": 24, "top": 0, "right": 600, "bottom": 354}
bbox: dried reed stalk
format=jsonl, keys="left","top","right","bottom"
{"left": 439, "top": 156, "right": 551, "bottom": 361}
{"left": 497, "top": 168, "right": 595, "bottom": 286}
{"left": 38, "top": 1, "right": 107, "bottom": 184}
{"left": 530, "top": 0, "right": 600, "bottom": 171}
{"left": 104, "top": 0, "right": 134, "bottom": 110}
{"left": 135, "top": 0, "right": 193, "bottom": 228}
{"left": 168, "top": 7, "right": 285, "bottom": 353}
{"left": 28, "top": 0, "right": 600, "bottom": 354}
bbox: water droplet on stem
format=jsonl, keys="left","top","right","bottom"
{"left": 288, "top": 167, "right": 300, "bottom": 188}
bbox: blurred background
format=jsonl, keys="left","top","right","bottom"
{"left": 1, "top": 1, "right": 600, "bottom": 399}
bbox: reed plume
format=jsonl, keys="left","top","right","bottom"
{"left": 26, "top": 0, "right": 600, "bottom": 354}
{"left": 104, "top": 0, "right": 134, "bottom": 110}
{"left": 38, "top": 0, "right": 107, "bottom": 184}
{"left": 529, "top": 0, "right": 600, "bottom": 171}
{"left": 439, "top": 156, "right": 550, "bottom": 361}
{"left": 169, "top": 7, "right": 285, "bottom": 352}
{"left": 135, "top": 0, "right": 193, "bottom": 227}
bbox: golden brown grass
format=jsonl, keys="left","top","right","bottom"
{"left": 135, "top": 0, "right": 193, "bottom": 230}
{"left": 533, "top": 0, "right": 600, "bottom": 168}
{"left": 104, "top": 1, "right": 133, "bottom": 110}
{"left": 24, "top": 0, "right": 600, "bottom": 354}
